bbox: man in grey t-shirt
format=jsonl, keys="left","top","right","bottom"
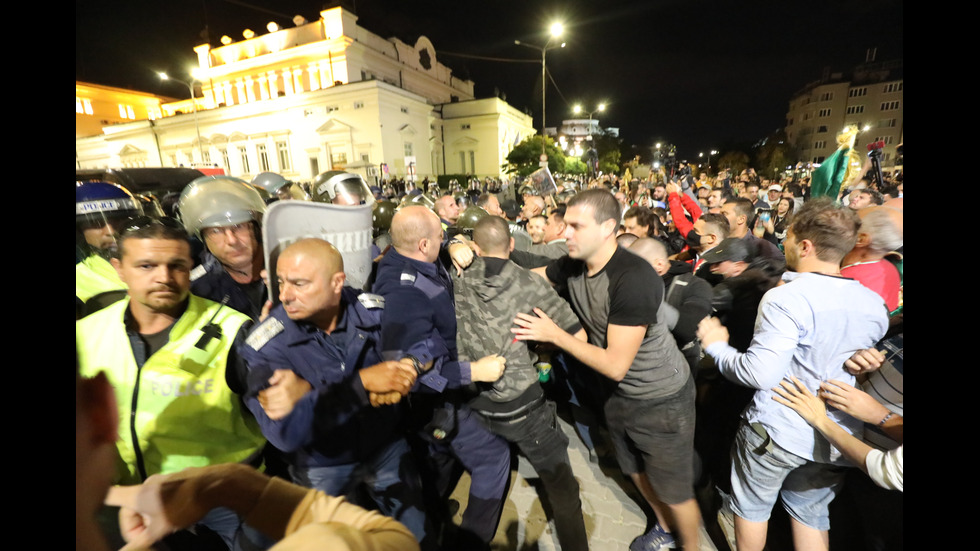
{"left": 513, "top": 189, "right": 701, "bottom": 551}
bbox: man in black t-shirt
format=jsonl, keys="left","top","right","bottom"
{"left": 513, "top": 189, "right": 702, "bottom": 551}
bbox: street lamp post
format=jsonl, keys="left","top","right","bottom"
{"left": 159, "top": 72, "right": 205, "bottom": 164}
{"left": 515, "top": 22, "right": 565, "bottom": 163}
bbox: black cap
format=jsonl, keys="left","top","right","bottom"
{"left": 701, "top": 237, "right": 751, "bottom": 264}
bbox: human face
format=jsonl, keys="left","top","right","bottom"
{"left": 720, "top": 203, "right": 741, "bottom": 230}
{"left": 563, "top": 204, "right": 614, "bottom": 260}
{"left": 521, "top": 197, "right": 543, "bottom": 220}
{"left": 653, "top": 186, "right": 666, "bottom": 201}
{"left": 202, "top": 222, "right": 258, "bottom": 271}
{"left": 767, "top": 190, "right": 780, "bottom": 203}
{"left": 82, "top": 222, "right": 116, "bottom": 250}
{"left": 777, "top": 198, "right": 791, "bottom": 216}
{"left": 115, "top": 238, "right": 192, "bottom": 314}
{"left": 746, "top": 186, "right": 759, "bottom": 202}
{"left": 691, "top": 218, "right": 717, "bottom": 252}
{"left": 277, "top": 251, "right": 344, "bottom": 324}
{"left": 849, "top": 191, "right": 872, "bottom": 210}
{"left": 484, "top": 195, "right": 503, "bottom": 217}
{"left": 623, "top": 216, "right": 650, "bottom": 238}
{"left": 543, "top": 213, "right": 565, "bottom": 243}
{"left": 527, "top": 217, "right": 547, "bottom": 244}
{"left": 710, "top": 260, "right": 740, "bottom": 279}
{"left": 707, "top": 190, "right": 723, "bottom": 208}
{"left": 435, "top": 197, "right": 460, "bottom": 223}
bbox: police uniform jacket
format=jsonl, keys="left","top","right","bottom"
{"left": 241, "top": 287, "right": 403, "bottom": 468}
{"left": 191, "top": 250, "right": 267, "bottom": 321}
{"left": 372, "top": 248, "right": 460, "bottom": 393}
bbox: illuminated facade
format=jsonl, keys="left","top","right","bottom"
{"left": 75, "top": 82, "right": 172, "bottom": 140}
{"left": 785, "top": 59, "right": 903, "bottom": 167}
{"left": 75, "top": 6, "right": 535, "bottom": 182}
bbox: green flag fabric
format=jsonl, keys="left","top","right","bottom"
{"left": 810, "top": 147, "right": 850, "bottom": 200}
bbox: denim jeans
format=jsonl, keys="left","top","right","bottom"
{"left": 290, "top": 438, "right": 427, "bottom": 542}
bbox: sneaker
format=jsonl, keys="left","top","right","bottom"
{"left": 629, "top": 524, "right": 676, "bottom": 551}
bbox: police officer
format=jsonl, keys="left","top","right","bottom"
{"left": 372, "top": 205, "right": 511, "bottom": 547}
{"left": 240, "top": 238, "right": 428, "bottom": 543}
{"left": 178, "top": 176, "right": 269, "bottom": 321}
{"left": 75, "top": 180, "right": 143, "bottom": 317}
{"left": 312, "top": 170, "right": 375, "bottom": 206}
{"left": 76, "top": 216, "right": 266, "bottom": 549}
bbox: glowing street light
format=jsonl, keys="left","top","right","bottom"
{"left": 515, "top": 22, "right": 566, "bottom": 162}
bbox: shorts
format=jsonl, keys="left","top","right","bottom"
{"left": 729, "top": 421, "right": 847, "bottom": 530}
{"left": 604, "top": 375, "right": 696, "bottom": 504}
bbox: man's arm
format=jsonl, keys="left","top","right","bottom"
{"left": 513, "top": 307, "right": 640, "bottom": 382}
{"left": 667, "top": 183, "right": 699, "bottom": 238}
{"left": 698, "top": 295, "right": 800, "bottom": 389}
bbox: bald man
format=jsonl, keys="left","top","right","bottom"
{"left": 373, "top": 206, "right": 512, "bottom": 546}
{"left": 241, "top": 237, "right": 428, "bottom": 542}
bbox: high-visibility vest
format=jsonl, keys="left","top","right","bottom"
{"left": 77, "top": 295, "right": 265, "bottom": 484}
{"left": 75, "top": 255, "right": 126, "bottom": 303}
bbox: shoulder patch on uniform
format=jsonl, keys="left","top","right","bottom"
{"left": 357, "top": 293, "right": 385, "bottom": 309}
{"left": 400, "top": 273, "right": 417, "bottom": 284}
{"left": 246, "top": 316, "right": 284, "bottom": 350}
{"left": 190, "top": 264, "right": 207, "bottom": 282}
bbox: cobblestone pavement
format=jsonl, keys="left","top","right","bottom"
{"left": 451, "top": 414, "right": 719, "bottom": 551}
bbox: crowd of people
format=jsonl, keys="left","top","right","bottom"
{"left": 76, "top": 158, "right": 903, "bottom": 551}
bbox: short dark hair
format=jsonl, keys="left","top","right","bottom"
{"left": 728, "top": 197, "right": 755, "bottom": 220}
{"left": 790, "top": 197, "right": 860, "bottom": 263}
{"left": 117, "top": 217, "right": 190, "bottom": 258}
{"left": 699, "top": 212, "right": 731, "bottom": 239}
{"left": 568, "top": 189, "right": 621, "bottom": 226}
{"left": 746, "top": 182, "right": 761, "bottom": 192}
{"left": 473, "top": 215, "right": 512, "bottom": 255}
{"left": 548, "top": 203, "right": 566, "bottom": 223}
{"left": 623, "top": 206, "right": 656, "bottom": 228}
{"left": 477, "top": 193, "right": 496, "bottom": 209}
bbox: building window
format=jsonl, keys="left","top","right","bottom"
{"left": 461, "top": 124, "right": 471, "bottom": 130}
{"left": 239, "top": 146, "right": 250, "bottom": 173}
{"left": 878, "top": 118, "right": 897, "bottom": 128}
{"left": 814, "top": 140, "right": 827, "bottom": 149}
{"left": 331, "top": 151, "right": 348, "bottom": 169}
{"left": 257, "top": 144, "right": 270, "bottom": 171}
{"left": 354, "top": 101, "right": 364, "bottom": 109}
{"left": 469, "top": 151, "right": 476, "bottom": 173}
{"left": 404, "top": 142, "right": 414, "bottom": 157}
{"left": 883, "top": 82, "right": 903, "bottom": 93}
{"left": 818, "top": 108, "right": 831, "bottom": 117}
{"left": 814, "top": 156, "right": 825, "bottom": 163}
{"left": 880, "top": 101, "right": 900, "bottom": 111}
{"left": 819, "top": 92, "right": 833, "bottom": 101}
{"left": 817, "top": 125, "right": 828, "bottom": 133}
{"left": 848, "top": 87, "right": 867, "bottom": 98}
{"left": 400, "top": 106, "right": 409, "bottom": 114}
{"left": 277, "top": 141, "right": 291, "bottom": 172}
{"left": 220, "top": 149, "right": 231, "bottom": 173}
{"left": 116, "top": 104, "right": 135, "bottom": 119}
{"left": 874, "top": 136, "right": 895, "bottom": 145}
{"left": 309, "top": 157, "right": 320, "bottom": 176}
{"left": 77, "top": 98, "right": 94, "bottom": 115}
{"left": 846, "top": 105, "right": 864, "bottom": 115}
{"left": 202, "top": 150, "right": 211, "bottom": 165}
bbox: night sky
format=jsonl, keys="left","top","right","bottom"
{"left": 77, "top": 0, "right": 903, "bottom": 159}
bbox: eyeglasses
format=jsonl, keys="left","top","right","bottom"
{"left": 119, "top": 216, "right": 184, "bottom": 235}
{"left": 201, "top": 223, "right": 252, "bottom": 240}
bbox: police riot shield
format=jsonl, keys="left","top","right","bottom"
{"left": 263, "top": 200, "right": 374, "bottom": 299}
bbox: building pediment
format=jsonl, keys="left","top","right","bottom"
{"left": 399, "top": 124, "right": 418, "bottom": 136}
{"left": 317, "top": 118, "right": 353, "bottom": 134}
{"left": 117, "top": 144, "right": 145, "bottom": 156}
{"left": 452, "top": 136, "right": 478, "bottom": 146}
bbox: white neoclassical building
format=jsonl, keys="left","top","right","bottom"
{"left": 76, "top": 6, "right": 535, "bottom": 183}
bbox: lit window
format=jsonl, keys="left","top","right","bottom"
{"left": 257, "top": 144, "right": 270, "bottom": 171}
{"left": 277, "top": 141, "right": 291, "bottom": 172}
{"left": 239, "top": 146, "right": 250, "bottom": 173}
{"left": 404, "top": 142, "right": 413, "bottom": 157}
{"left": 331, "top": 151, "right": 348, "bottom": 169}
